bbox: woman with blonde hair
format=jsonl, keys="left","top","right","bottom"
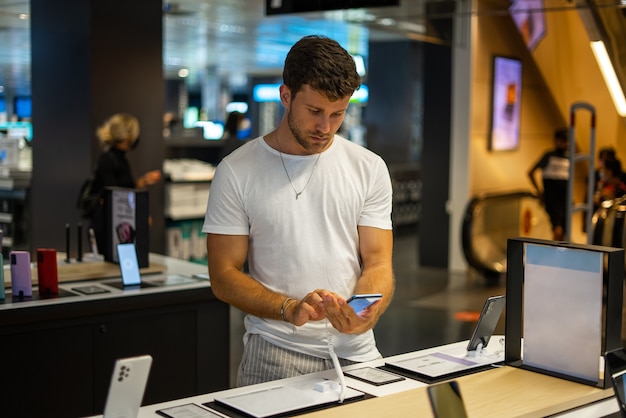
{"left": 89, "top": 113, "right": 161, "bottom": 250}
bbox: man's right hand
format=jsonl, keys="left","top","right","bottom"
{"left": 285, "top": 291, "right": 327, "bottom": 325}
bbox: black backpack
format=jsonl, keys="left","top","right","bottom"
{"left": 76, "top": 175, "right": 101, "bottom": 219}
{"left": 76, "top": 152, "right": 117, "bottom": 219}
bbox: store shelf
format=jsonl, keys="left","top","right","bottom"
{"left": 390, "top": 164, "right": 421, "bottom": 227}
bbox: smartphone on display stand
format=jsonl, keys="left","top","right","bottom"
{"left": 10, "top": 250, "right": 32, "bottom": 298}
{"left": 466, "top": 295, "right": 506, "bottom": 352}
{"left": 37, "top": 248, "right": 59, "bottom": 295}
{"left": 117, "top": 243, "right": 141, "bottom": 287}
{"left": 347, "top": 293, "right": 382, "bottom": 315}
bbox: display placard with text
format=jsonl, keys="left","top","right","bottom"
{"left": 104, "top": 188, "right": 149, "bottom": 268}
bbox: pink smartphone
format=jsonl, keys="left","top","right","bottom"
{"left": 10, "top": 250, "right": 32, "bottom": 297}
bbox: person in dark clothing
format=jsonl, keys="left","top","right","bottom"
{"left": 593, "top": 147, "right": 626, "bottom": 190}
{"left": 594, "top": 158, "right": 626, "bottom": 208}
{"left": 218, "top": 111, "right": 247, "bottom": 161}
{"left": 528, "top": 128, "right": 569, "bottom": 241}
{"left": 222, "top": 111, "right": 244, "bottom": 140}
{"left": 89, "top": 113, "right": 161, "bottom": 251}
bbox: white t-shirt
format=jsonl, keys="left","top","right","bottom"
{"left": 202, "top": 135, "right": 393, "bottom": 361}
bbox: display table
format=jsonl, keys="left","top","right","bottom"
{"left": 298, "top": 366, "right": 614, "bottom": 417}
{"left": 125, "top": 339, "right": 619, "bottom": 418}
{"left": 0, "top": 253, "right": 229, "bottom": 418}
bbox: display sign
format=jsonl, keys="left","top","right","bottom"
{"left": 505, "top": 238, "right": 624, "bottom": 389}
{"left": 104, "top": 188, "right": 149, "bottom": 268}
{"left": 489, "top": 56, "right": 522, "bottom": 151}
{"left": 509, "top": 0, "right": 546, "bottom": 51}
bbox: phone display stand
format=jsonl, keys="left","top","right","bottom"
{"left": 467, "top": 337, "right": 505, "bottom": 359}
{"left": 466, "top": 342, "right": 484, "bottom": 358}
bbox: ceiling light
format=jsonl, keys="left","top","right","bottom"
{"left": 377, "top": 18, "right": 396, "bottom": 27}
{"left": 590, "top": 40, "right": 626, "bottom": 117}
{"left": 397, "top": 21, "right": 426, "bottom": 33}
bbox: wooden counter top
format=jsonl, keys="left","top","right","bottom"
{"left": 299, "top": 366, "right": 613, "bottom": 418}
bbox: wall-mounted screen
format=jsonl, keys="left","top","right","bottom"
{"left": 509, "top": 0, "right": 546, "bottom": 51}
{"left": 505, "top": 238, "right": 624, "bottom": 389}
{"left": 489, "top": 56, "right": 522, "bottom": 151}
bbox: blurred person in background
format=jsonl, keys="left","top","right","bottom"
{"left": 528, "top": 128, "right": 569, "bottom": 241}
{"left": 89, "top": 113, "right": 161, "bottom": 251}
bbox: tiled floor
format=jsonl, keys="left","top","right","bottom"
{"left": 228, "top": 229, "right": 507, "bottom": 386}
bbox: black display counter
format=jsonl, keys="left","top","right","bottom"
{"left": 0, "top": 254, "right": 229, "bottom": 418}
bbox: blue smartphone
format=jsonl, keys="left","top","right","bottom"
{"left": 347, "top": 293, "right": 382, "bottom": 315}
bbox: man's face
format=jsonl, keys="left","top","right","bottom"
{"left": 282, "top": 84, "right": 351, "bottom": 155}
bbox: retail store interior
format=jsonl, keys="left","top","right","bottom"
{"left": 0, "top": 0, "right": 623, "bottom": 262}
{"left": 1, "top": 0, "right": 626, "bottom": 416}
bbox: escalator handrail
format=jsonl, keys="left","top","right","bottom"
{"left": 461, "top": 190, "right": 538, "bottom": 276}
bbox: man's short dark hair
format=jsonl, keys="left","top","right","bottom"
{"left": 283, "top": 35, "right": 361, "bottom": 101}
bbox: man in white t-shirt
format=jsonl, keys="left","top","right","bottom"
{"left": 202, "top": 35, "right": 395, "bottom": 386}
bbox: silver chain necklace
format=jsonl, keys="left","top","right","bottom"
{"left": 277, "top": 135, "right": 322, "bottom": 200}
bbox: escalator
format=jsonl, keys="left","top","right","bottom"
{"left": 591, "top": 196, "right": 626, "bottom": 251}
{"left": 462, "top": 191, "right": 553, "bottom": 281}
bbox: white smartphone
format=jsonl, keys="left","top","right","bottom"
{"left": 103, "top": 354, "right": 153, "bottom": 418}
{"left": 347, "top": 293, "right": 383, "bottom": 315}
{"left": 117, "top": 243, "right": 141, "bottom": 286}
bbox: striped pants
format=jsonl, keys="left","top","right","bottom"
{"left": 236, "top": 334, "right": 358, "bottom": 387}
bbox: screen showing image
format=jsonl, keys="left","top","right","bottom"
{"left": 489, "top": 56, "right": 522, "bottom": 151}
{"left": 117, "top": 243, "right": 141, "bottom": 286}
{"left": 509, "top": 0, "right": 547, "bottom": 51}
{"left": 522, "top": 243, "right": 603, "bottom": 382}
